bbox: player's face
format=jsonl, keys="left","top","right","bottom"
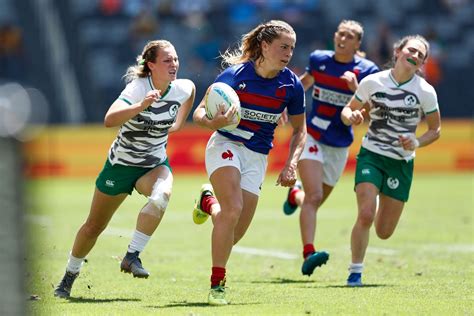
{"left": 334, "top": 26, "right": 360, "bottom": 55}
{"left": 262, "top": 32, "right": 296, "bottom": 70}
{"left": 149, "top": 46, "right": 179, "bottom": 81}
{"left": 395, "top": 39, "right": 427, "bottom": 72}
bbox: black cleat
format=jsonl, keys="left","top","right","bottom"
{"left": 54, "top": 271, "right": 79, "bottom": 298}
{"left": 120, "top": 251, "right": 150, "bottom": 278}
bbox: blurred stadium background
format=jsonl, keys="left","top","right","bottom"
{"left": 0, "top": 1, "right": 473, "bottom": 313}
{"left": 1, "top": 0, "right": 474, "bottom": 124}
{"left": 0, "top": 0, "right": 471, "bottom": 177}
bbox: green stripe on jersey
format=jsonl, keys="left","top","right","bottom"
{"left": 119, "top": 97, "right": 132, "bottom": 105}
{"left": 425, "top": 108, "right": 438, "bottom": 114}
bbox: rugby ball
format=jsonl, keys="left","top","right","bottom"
{"left": 204, "top": 82, "right": 241, "bottom": 131}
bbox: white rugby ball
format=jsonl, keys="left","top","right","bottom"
{"left": 204, "top": 82, "right": 241, "bottom": 131}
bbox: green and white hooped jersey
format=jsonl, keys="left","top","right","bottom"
{"left": 355, "top": 70, "right": 439, "bottom": 161}
{"left": 108, "top": 77, "right": 193, "bottom": 168}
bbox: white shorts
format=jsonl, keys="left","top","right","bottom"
{"left": 299, "top": 134, "right": 349, "bottom": 186}
{"left": 205, "top": 132, "right": 268, "bottom": 196}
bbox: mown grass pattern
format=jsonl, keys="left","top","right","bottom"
{"left": 26, "top": 173, "right": 473, "bottom": 315}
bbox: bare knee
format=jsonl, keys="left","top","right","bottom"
{"left": 225, "top": 205, "right": 243, "bottom": 224}
{"left": 375, "top": 226, "right": 395, "bottom": 240}
{"left": 357, "top": 205, "right": 375, "bottom": 228}
{"left": 303, "top": 191, "right": 323, "bottom": 210}
{"left": 149, "top": 179, "right": 172, "bottom": 211}
{"left": 81, "top": 220, "right": 106, "bottom": 238}
{"left": 218, "top": 202, "right": 243, "bottom": 226}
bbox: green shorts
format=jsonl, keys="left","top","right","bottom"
{"left": 96, "top": 159, "right": 171, "bottom": 196}
{"left": 355, "top": 147, "right": 414, "bottom": 202}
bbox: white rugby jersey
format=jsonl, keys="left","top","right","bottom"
{"left": 355, "top": 70, "right": 439, "bottom": 160}
{"left": 108, "top": 77, "right": 193, "bottom": 167}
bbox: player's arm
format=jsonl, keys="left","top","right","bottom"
{"left": 399, "top": 111, "right": 441, "bottom": 150}
{"left": 169, "top": 84, "right": 196, "bottom": 133}
{"left": 276, "top": 113, "right": 306, "bottom": 187}
{"left": 418, "top": 110, "right": 441, "bottom": 147}
{"left": 192, "top": 88, "right": 237, "bottom": 130}
{"left": 341, "top": 95, "right": 366, "bottom": 126}
{"left": 104, "top": 90, "right": 160, "bottom": 127}
{"left": 276, "top": 72, "right": 313, "bottom": 127}
{"left": 299, "top": 72, "right": 315, "bottom": 92}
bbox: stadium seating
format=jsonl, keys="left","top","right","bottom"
{"left": 2, "top": 0, "right": 473, "bottom": 121}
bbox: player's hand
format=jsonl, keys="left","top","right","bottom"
{"left": 348, "top": 108, "right": 366, "bottom": 126}
{"left": 142, "top": 89, "right": 161, "bottom": 107}
{"left": 399, "top": 134, "right": 420, "bottom": 151}
{"left": 340, "top": 71, "right": 358, "bottom": 92}
{"left": 224, "top": 103, "right": 239, "bottom": 123}
{"left": 211, "top": 103, "right": 237, "bottom": 129}
{"left": 276, "top": 164, "right": 297, "bottom": 187}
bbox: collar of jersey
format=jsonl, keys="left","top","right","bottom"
{"left": 389, "top": 70, "right": 414, "bottom": 87}
{"left": 147, "top": 76, "right": 172, "bottom": 99}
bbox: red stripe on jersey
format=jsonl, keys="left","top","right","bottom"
{"left": 316, "top": 104, "right": 338, "bottom": 117}
{"left": 238, "top": 119, "right": 261, "bottom": 131}
{"left": 308, "top": 128, "right": 321, "bottom": 140}
{"left": 311, "top": 70, "right": 349, "bottom": 91}
{"left": 236, "top": 91, "right": 283, "bottom": 109}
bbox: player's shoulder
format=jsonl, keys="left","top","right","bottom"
{"left": 414, "top": 74, "right": 437, "bottom": 96}
{"left": 173, "top": 78, "right": 195, "bottom": 93}
{"left": 223, "top": 62, "right": 248, "bottom": 75}
{"left": 366, "top": 69, "right": 389, "bottom": 81}
{"left": 280, "top": 67, "right": 302, "bottom": 85}
{"left": 354, "top": 55, "right": 379, "bottom": 70}
{"left": 172, "top": 78, "right": 195, "bottom": 98}
{"left": 309, "top": 50, "right": 334, "bottom": 61}
{"left": 359, "top": 69, "right": 389, "bottom": 88}
{"left": 122, "top": 77, "right": 148, "bottom": 97}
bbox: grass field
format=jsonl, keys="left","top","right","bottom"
{"left": 26, "top": 173, "right": 473, "bottom": 315}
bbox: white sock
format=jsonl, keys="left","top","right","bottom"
{"left": 127, "top": 230, "right": 151, "bottom": 253}
{"left": 66, "top": 252, "right": 85, "bottom": 274}
{"left": 349, "top": 263, "right": 364, "bottom": 274}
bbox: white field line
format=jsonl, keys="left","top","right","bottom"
{"left": 366, "top": 247, "right": 398, "bottom": 256}
{"left": 233, "top": 246, "right": 298, "bottom": 260}
{"left": 25, "top": 217, "right": 474, "bottom": 256}
{"left": 24, "top": 214, "right": 53, "bottom": 226}
{"left": 420, "top": 244, "right": 474, "bottom": 253}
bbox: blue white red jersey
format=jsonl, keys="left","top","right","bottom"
{"left": 214, "top": 61, "right": 305, "bottom": 155}
{"left": 306, "top": 50, "right": 379, "bottom": 147}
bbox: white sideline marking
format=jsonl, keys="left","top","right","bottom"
{"left": 367, "top": 247, "right": 398, "bottom": 256}
{"left": 421, "top": 244, "right": 474, "bottom": 253}
{"left": 233, "top": 246, "right": 298, "bottom": 260}
{"left": 25, "top": 219, "right": 474, "bottom": 255}
{"left": 103, "top": 227, "right": 299, "bottom": 260}
{"left": 24, "top": 214, "right": 52, "bottom": 226}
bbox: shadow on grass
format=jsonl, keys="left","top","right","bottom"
{"left": 148, "top": 301, "right": 259, "bottom": 308}
{"left": 325, "top": 284, "right": 393, "bottom": 288}
{"left": 251, "top": 277, "right": 316, "bottom": 284}
{"left": 67, "top": 297, "right": 141, "bottom": 303}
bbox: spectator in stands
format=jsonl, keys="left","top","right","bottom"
{"left": 129, "top": 7, "right": 160, "bottom": 53}
{"left": 341, "top": 35, "right": 441, "bottom": 287}
{"left": 368, "top": 22, "right": 394, "bottom": 68}
{"left": 192, "top": 20, "right": 306, "bottom": 305}
{"left": 0, "top": 23, "right": 25, "bottom": 82}
{"left": 99, "top": 0, "right": 122, "bottom": 16}
{"left": 423, "top": 27, "right": 444, "bottom": 87}
{"left": 282, "top": 20, "right": 379, "bottom": 277}
{"left": 54, "top": 40, "right": 195, "bottom": 298}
